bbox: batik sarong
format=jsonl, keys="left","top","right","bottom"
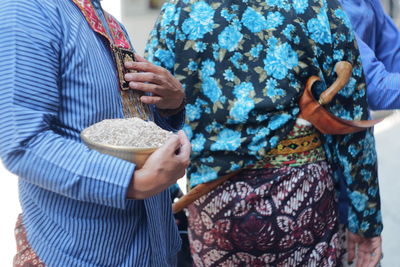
{"left": 188, "top": 124, "right": 340, "bottom": 266}
{"left": 13, "top": 215, "right": 46, "bottom": 267}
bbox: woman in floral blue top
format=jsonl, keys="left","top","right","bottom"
{"left": 141, "top": 0, "right": 383, "bottom": 265}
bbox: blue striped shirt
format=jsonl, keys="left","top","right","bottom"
{"left": 341, "top": 0, "right": 400, "bottom": 110}
{"left": 0, "top": 0, "right": 182, "bottom": 266}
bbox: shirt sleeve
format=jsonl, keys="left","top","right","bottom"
{"left": 306, "top": 0, "right": 383, "bottom": 237}
{"left": 370, "top": 0, "right": 400, "bottom": 72}
{"left": 0, "top": 0, "right": 135, "bottom": 209}
{"left": 356, "top": 36, "right": 400, "bottom": 110}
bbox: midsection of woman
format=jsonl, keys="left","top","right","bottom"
{"left": 188, "top": 119, "right": 340, "bottom": 266}
{"left": 145, "top": 0, "right": 382, "bottom": 265}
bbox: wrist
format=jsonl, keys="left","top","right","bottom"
{"left": 127, "top": 168, "right": 156, "bottom": 199}
{"left": 157, "top": 96, "right": 186, "bottom": 117}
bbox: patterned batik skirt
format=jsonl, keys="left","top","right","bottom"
{"left": 13, "top": 214, "right": 46, "bottom": 267}
{"left": 187, "top": 122, "right": 340, "bottom": 267}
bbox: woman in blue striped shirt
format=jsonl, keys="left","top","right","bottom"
{"left": 0, "top": 0, "right": 190, "bottom": 266}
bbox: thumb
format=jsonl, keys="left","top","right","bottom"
{"left": 159, "top": 134, "right": 181, "bottom": 155}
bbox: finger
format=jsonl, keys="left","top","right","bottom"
{"left": 124, "top": 60, "right": 136, "bottom": 69}
{"left": 176, "top": 130, "right": 191, "bottom": 161}
{"left": 356, "top": 250, "right": 368, "bottom": 267}
{"left": 125, "top": 61, "right": 165, "bottom": 74}
{"left": 134, "top": 54, "right": 150, "bottom": 63}
{"left": 140, "top": 95, "right": 163, "bottom": 105}
{"left": 129, "top": 82, "right": 160, "bottom": 94}
{"left": 368, "top": 247, "right": 382, "bottom": 267}
{"left": 347, "top": 235, "right": 357, "bottom": 264}
{"left": 161, "top": 134, "right": 181, "bottom": 154}
{"left": 125, "top": 72, "right": 162, "bottom": 84}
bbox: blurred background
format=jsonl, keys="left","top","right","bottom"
{"left": 0, "top": 0, "right": 399, "bottom": 266}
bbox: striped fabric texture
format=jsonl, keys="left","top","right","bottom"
{"left": 0, "top": 0, "right": 182, "bottom": 266}
{"left": 340, "top": 0, "right": 400, "bottom": 110}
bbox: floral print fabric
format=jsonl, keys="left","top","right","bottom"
{"left": 188, "top": 162, "right": 340, "bottom": 266}
{"left": 145, "top": 0, "right": 382, "bottom": 237}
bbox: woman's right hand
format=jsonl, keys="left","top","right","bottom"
{"left": 127, "top": 130, "right": 191, "bottom": 199}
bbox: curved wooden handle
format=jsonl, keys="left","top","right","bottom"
{"left": 318, "top": 61, "right": 353, "bottom": 105}
{"left": 299, "top": 75, "right": 383, "bottom": 135}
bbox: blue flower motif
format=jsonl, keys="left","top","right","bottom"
{"left": 353, "top": 105, "right": 363, "bottom": 120}
{"left": 348, "top": 144, "right": 360, "bottom": 157}
{"left": 230, "top": 163, "right": 241, "bottom": 171}
{"left": 186, "top": 103, "right": 202, "bottom": 122}
{"left": 348, "top": 209, "right": 359, "bottom": 232}
{"left": 221, "top": 9, "right": 234, "bottom": 22}
{"left": 188, "top": 61, "right": 198, "bottom": 71}
{"left": 182, "top": 124, "right": 193, "bottom": 140}
{"left": 269, "top": 114, "right": 291, "bottom": 130}
{"left": 210, "top": 129, "right": 242, "bottom": 151}
{"left": 266, "top": 12, "right": 284, "bottom": 29}
{"left": 190, "top": 1, "right": 215, "bottom": 22}
{"left": 266, "top": 0, "right": 290, "bottom": 11}
{"left": 307, "top": 12, "right": 332, "bottom": 44}
{"left": 248, "top": 127, "right": 271, "bottom": 154}
{"left": 194, "top": 42, "right": 206, "bottom": 52}
{"left": 218, "top": 25, "right": 243, "bottom": 52}
{"left": 230, "top": 52, "right": 242, "bottom": 69}
{"left": 264, "top": 42, "right": 298, "bottom": 80}
{"left": 333, "top": 49, "right": 344, "bottom": 61}
{"left": 223, "top": 69, "right": 235, "bottom": 81}
{"left": 269, "top": 136, "right": 279, "bottom": 147}
{"left": 154, "top": 49, "right": 175, "bottom": 69}
{"left": 190, "top": 165, "right": 218, "bottom": 186}
{"left": 242, "top": 7, "right": 268, "bottom": 33}
{"left": 182, "top": 17, "right": 213, "bottom": 40}
{"left": 361, "top": 169, "right": 372, "bottom": 182}
{"left": 282, "top": 24, "right": 295, "bottom": 40}
{"left": 350, "top": 191, "right": 368, "bottom": 212}
{"left": 201, "top": 77, "right": 221, "bottom": 103}
{"left": 368, "top": 187, "right": 378, "bottom": 197}
{"left": 292, "top": 0, "right": 308, "bottom": 14}
{"left": 256, "top": 114, "right": 269, "bottom": 122}
{"left": 266, "top": 78, "right": 285, "bottom": 99}
{"left": 200, "top": 156, "right": 214, "bottom": 163}
{"left": 192, "top": 133, "right": 206, "bottom": 152}
{"left": 233, "top": 82, "right": 254, "bottom": 97}
{"left": 334, "top": 9, "right": 352, "bottom": 30}
{"left": 230, "top": 97, "right": 255, "bottom": 122}
{"left": 161, "top": 3, "right": 176, "bottom": 27}
{"left": 182, "top": 2, "right": 215, "bottom": 40}
{"left": 361, "top": 221, "right": 370, "bottom": 232}
{"left": 250, "top": 44, "right": 263, "bottom": 57}
{"left": 201, "top": 59, "right": 216, "bottom": 77}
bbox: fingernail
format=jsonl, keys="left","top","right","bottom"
{"left": 129, "top": 82, "right": 137, "bottom": 88}
{"left": 124, "top": 73, "right": 131, "bottom": 80}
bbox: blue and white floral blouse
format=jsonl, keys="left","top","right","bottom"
{"left": 145, "top": 0, "right": 382, "bottom": 237}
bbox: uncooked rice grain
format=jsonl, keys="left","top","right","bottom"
{"left": 83, "top": 118, "right": 172, "bottom": 148}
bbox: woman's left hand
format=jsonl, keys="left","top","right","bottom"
{"left": 124, "top": 54, "right": 185, "bottom": 110}
{"left": 347, "top": 231, "right": 382, "bottom": 267}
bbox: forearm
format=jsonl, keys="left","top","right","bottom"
{"left": 365, "top": 70, "right": 400, "bottom": 110}
{"left": 357, "top": 36, "right": 400, "bottom": 110}
{"left": 2, "top": 129, "right": 135, "bottom": 208}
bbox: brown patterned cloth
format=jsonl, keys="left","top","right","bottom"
{"left": 188, "top": 162, "right": 340, "bottom": 267}
{"left": 13, "top": 214, "right": 46, "bottom": 267}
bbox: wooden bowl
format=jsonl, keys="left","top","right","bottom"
{"left": 81, "top": 128, "right": 158, "bottom": 168}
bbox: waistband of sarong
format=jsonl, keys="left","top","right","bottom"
{"left": 250, "top": 122, "right": 326, "bottom": 169}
